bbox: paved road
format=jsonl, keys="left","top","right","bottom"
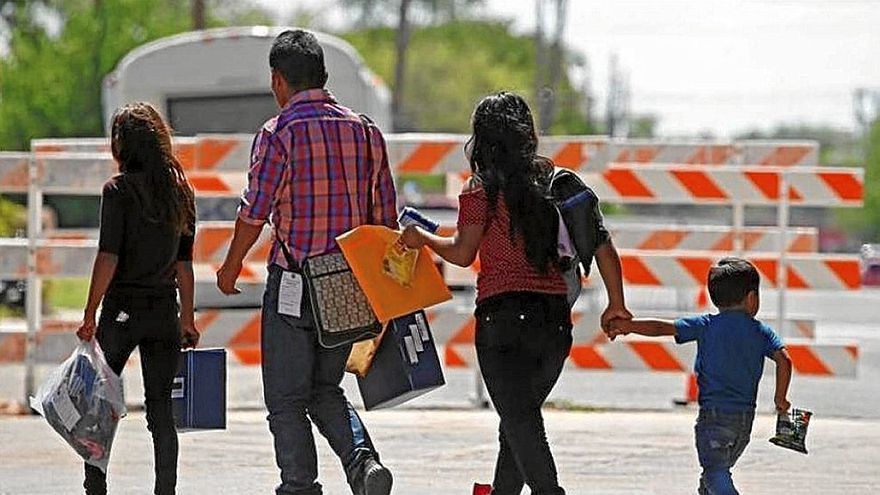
{"left": 1, "top": 409, "right": 877, "bottom": 494}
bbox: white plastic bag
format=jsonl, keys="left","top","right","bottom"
{"left": 30, "top": 339, "right": 127, "bottom": 473}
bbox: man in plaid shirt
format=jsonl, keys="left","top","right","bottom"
{"left": 217, "top": 30, "right": 396, "bottom": 495}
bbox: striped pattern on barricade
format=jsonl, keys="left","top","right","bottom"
{"left": 0, "top": 238, "right": 860, "bottom": 292}
{"left": 0, "top": 295, "right": 833, "bottom": 366}
{"left": 446, "top": 164, "right": 864, "bottom": 207}
{"left": 0, "top": 152, "right": 31, "bottom": 193}
{"left": 612, "top": 140, "right": 818, "bottom": 167}
{"left": 443, "top": 250, "right": 863, "bottom": 291}
{"left": 0, "top": 238, "right": 267, "bottom": 282}
{"left": 43, "top": 222, "right": 820, "bottom": 262}
{"left": 10, "top": 154, "right": 863, "bottom": 207}
{"left": 445, "top": 340, "right": 857, "bottom": 377}
{"left": 26, "top": 137, "right": 820, "bottom": 174}
{"left": 610, "top": 225, "right": 818, "bottom": 253}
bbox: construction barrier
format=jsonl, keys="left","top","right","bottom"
{"left": 611, "top": 140, "right": 819, "bottom": 167}
{"left": 0, "top": 301, "right": 823, "bottom": 365}
{"left": 444, "top": 341, "right": 857, "bottom": 377}
{"left": 442, "top": 250, "right": 862, "bottom": 291}
{"left": 604, "top": 225, "right": 818, "bottom": 253}
{"left": 0, "top": 134, "right": 864, "bottom": 405}
{"left": 18, "top": 136, "right": 823, "bottom": 182}
{"left": 446, "top": 164, "right": 864, "bottom": 207}
{"left": 0, "top": 153, "right": 30, "bottom": 194}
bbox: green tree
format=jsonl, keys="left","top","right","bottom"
{"left": 838, "top": 120, "right": 880, "bottom": 242}
{"left": 343, "top": 20, "right": 594, "bottom": 134}
{"left": 0, "top": 0, "right": 270, "bottom": 151}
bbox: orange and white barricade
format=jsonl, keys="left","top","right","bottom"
{"left": 0, "top": 152, "right": 31, "bottom": 194}
{"left": 386, "top": 134, "right": 611, "bottom": 175}
{"left": 603, "top": 225, "right": 817, "bottom": 253}
{"left": 610, "top": 140, "right": 819, "bottom": 167}
{"left": 444, "top": 339, "right": 857, "bottom": 378}
{"left": 442, "top": 250, "right": 862, "bottom": 291}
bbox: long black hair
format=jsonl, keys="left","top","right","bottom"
{"left": 110, "top": 102, "right": 195, "bottom": 234}
{"left": 466, "top": 92, "right": 558, "bottom": 273}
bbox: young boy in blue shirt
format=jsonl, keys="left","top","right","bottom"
{"left": 607, "top": 257, "right": 793, "bottom": 495}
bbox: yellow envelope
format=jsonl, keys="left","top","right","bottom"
{"left": 336, "top": 225, "right": 452, "bottom": 323}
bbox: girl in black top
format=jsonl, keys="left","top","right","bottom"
{"left": 76, "top": 102, "right": 199, "bottom": 495}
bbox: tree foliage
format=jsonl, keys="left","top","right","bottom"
{"left": 837, "top": 120, "right": 880, "bottom": 242}
{"left": 0, "top": 0, "right": 270, "bottom": 151}
{"left": 343, "top": 20, "right": 594, "bottom": 134}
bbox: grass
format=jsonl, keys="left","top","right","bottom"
{"left": 45, "top": 278, "right": 89, "bottom": 310}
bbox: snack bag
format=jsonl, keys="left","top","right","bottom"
{"left": 769, "top": 408, "right": 812, "bottom": 454}
{"left": 381, "top": 208, "right": 440, "bottom": 287}
{"left": 382, "top": 237, "right": 420, "bottom": 286}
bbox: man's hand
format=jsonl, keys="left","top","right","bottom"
{"left": 401, "top": 225, "right": 427, "bottom": 249}
{"left": 601, "top": 304, "right": 633, "bottom": 334}
{"left": 180, "top": 320, "right": 200, "bottom": 349}
{"left": 76, "top": 311, "right": 97, "bottom": 341}
{"left": 216, "top": 260, "right": 242, "bottom": 295}
{"left": 775, "top": 396, "right": 791, "bottom": 415}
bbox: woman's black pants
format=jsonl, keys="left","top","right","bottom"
{"left": 475, "top": 292, "right": 572, "bottom": 495}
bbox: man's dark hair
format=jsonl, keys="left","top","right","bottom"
{"left": 269, "top": 30, "right": 328, "bottom": 89}
{"left": 708, "top": 257, "right": 761, "bottom": 308}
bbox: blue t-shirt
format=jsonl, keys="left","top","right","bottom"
{"left": 675, "top": 311, "right": 784, "bottom": 412}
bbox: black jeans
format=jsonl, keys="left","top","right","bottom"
{"left": 261, "top": 265, "right": 377, "bottom": 495}
{"left": 84, "top": 292, "right": 181, "bottom": 495}
{"left": 475, "top": 292, "right": 573, "bottom": 495}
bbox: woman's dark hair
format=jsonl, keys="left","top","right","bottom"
{"left": 111, "top": 102, "right": 195, "bottom": 234}
{"left": 270, "top": 30, "right": 328, "bottom": 89}
{"left": 466, "top": 92, "right": 558, "bottom": 273}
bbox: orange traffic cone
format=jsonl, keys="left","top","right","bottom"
{"left": 674, "top": 373, "right": 699, "bottom": 406}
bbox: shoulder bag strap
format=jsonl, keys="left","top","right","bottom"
{"left": 360, "top": 114, "right": 376, "bottom": 225}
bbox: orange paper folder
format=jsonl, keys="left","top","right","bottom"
{"left": 336, "top": 225, "right": 452, "bottom": 322}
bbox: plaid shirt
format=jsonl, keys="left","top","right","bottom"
{"left": 238, "top": 89, "right": 398, "bottom": 268}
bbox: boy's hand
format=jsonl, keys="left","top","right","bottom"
{"left": 775, "top": 396, "right": 791, "bottom": 415}
{"left": 604, "top": 318, "right": 630, "bottom": 341}
{"left": 601, "top": 305, "right": 633, "bottom": 334}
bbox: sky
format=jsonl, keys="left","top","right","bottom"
{"left": 245, "top": 1, "right": 878, "bottom": 137}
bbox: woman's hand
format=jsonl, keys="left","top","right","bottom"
{"left": 180, "top": 319, "right": 200, "bottom": 349}
{"left": 402, "top": 225, "right": 427, "bottom": 249}
{"left": 77, "top": 310, "right": 97, "bottom": 341}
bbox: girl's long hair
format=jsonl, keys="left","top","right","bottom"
{"left": 110, "top": 102, "right": 195, "bottom": 234}
{"left": 466, "top": 92, "right": 557, "bottom": 273}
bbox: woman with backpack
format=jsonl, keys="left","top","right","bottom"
{"left": 402, "top": 92, "right": 631, "bottom": 495}
{"left": 76, "top": 102, "right": 199, "bottom": 495}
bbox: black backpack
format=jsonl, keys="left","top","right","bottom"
{"left": 549, "top": 168, "right": 608, "bottom": 306}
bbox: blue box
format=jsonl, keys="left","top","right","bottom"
{"left": 357, "top": 311, "right": 445, "bottom": 410}
{"left": 172, "top": 348, "right": 226, "bottom": 430}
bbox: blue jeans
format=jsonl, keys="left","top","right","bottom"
{"left": 695, "top": 408, "right": 755, "bottom": 495}
{"left": 262, "top": 265, "right": 376, "bottom": 495}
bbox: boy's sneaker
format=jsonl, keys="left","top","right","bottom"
{"left": 352, "top": 456, "right": 392, "bottom": 495}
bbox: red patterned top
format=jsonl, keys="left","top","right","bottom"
{"left": 458, "top": 186, "right": 567, "bottom": 303}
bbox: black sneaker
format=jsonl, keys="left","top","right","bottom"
{"left": 361, "top": 457, "right": 392, "bottom": 495}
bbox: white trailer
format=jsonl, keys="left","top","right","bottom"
{"left": 101, "top": 26, "right": 392, "bottom": 134}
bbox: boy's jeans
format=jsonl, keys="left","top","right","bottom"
{"left": 695, "top": 408, "right": 755, "bottom": 495}
{"left": 261, "top": 265, "right": 377, "bottom": 495}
